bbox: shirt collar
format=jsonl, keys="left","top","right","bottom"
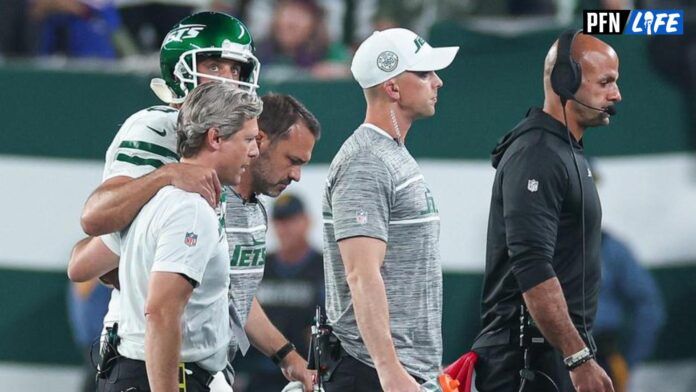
{"left": 362, "top": 123, "right": 397, "bottom": 141}
{"left": 226, "top": 186, "right": 259, "bottom": 204}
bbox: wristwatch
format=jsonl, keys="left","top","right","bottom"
{"left": 271, "top": 342, "right": 296, "bottom": 365}
{"left": 564, "top": 347, "right": 593, "bottom": 370}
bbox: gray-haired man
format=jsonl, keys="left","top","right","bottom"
{"left": 106, "top": 82, "right": 260, "bottom": 392}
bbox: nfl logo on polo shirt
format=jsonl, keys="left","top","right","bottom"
{"left": 527, "top": 179, "right": 539, "bottom": 193}
{"left": 184, "top": 232, "right": 198, "bottom": 247}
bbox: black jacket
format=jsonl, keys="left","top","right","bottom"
{"left": 475, "top": 107, "right": 602, "bottom": 346}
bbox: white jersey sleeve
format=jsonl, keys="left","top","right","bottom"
{"left": 100, "top": 233, "right": 121, "bottom": 256}
{"left": 102, "top": 105, "right": 179, "bottom": 181}
{"left": 151, "top": 194, "right": 222, "bottom": 285}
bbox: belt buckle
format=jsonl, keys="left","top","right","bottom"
{"left": 178, "top": 362, "right": 187, "bottom": 392}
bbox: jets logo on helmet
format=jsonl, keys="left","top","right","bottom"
{"left": 151, "top": 12, "right": 261, "bottom": 104}
{"left": 163, "top": 24, "right": 205, "bottom": 44}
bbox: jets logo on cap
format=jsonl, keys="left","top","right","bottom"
{"left": 414, "top": 36, "right": 426, "bottom": 53}
{"left": 377, "top": 51, "right": 398, "bottom": 72}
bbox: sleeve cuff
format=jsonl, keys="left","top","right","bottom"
{"left": 100, "top": 233, "right": 121, "bottom": 256}
{"left": 152, "top": 261, "right": 203, "bottom": 287}
{"left": 335, "top": 228, "right": 388, "bottom": 243}
{"left": 513, "top": 260, "right": 557, "bottom": 293}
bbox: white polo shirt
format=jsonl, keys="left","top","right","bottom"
{"left": 117, "top": 185, "right": 231, "bottom": 372}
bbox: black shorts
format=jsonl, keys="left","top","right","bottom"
{"left": 96, "top": 356, "right": 214, "bottom": 392}
{"left": 322, "top": 348, "right": 425, "bottom": 392}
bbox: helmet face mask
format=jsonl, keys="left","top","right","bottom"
{"left": 155, "top": 12, "right": 260, "bottom": 103}
{"left": 174, "top": 46, "right": 261, "bottom": 97}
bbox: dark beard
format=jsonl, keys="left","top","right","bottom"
{"left": 250, "top": 155, "right": 283, "bottom": 197}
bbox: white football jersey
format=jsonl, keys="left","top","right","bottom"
{"left": 103, "top": 105, "right": 179, "bottom": 180}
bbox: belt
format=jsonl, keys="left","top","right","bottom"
{"left": 115, "top": 357, "right": 215, "bottom": 388}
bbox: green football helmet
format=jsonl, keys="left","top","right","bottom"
{"left": 150, "top": 12, "right": 260, "bottom": 104}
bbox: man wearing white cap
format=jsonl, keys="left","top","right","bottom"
{"left": 321, "top": 28, "right": 459, "bottom": 392}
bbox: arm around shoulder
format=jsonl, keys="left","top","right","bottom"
{"left": 80, "top": 172, "right": 170, "bottom": 236}
{"left": 81, "top": 163, "right": 221, "bottom": 236}
{"left": 67, "top": 236, "right": 120, "bottom": 283}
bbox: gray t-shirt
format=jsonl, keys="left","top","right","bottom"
{"left": 322, "top": 124, "right": 443, "bottom": 380}
{"left": 224, "top": 188, "right": 268, "bottom": 360}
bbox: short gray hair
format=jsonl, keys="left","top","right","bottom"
{"left": 177, "top": 82, "right": 263, "bottom": 158}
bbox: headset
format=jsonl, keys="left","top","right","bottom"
{"left": 551, "top": 29, "right": 583, "bottom": 106}
{"left": 551, "top": 29, "right": 617, "bottom": 115}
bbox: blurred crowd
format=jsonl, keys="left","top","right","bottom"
{"left": 0, "top": 0, "right": 671, "bottom": 82}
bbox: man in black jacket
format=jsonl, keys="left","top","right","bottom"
{"left": 473, "top": 32, "right": 621, "bottom": 392}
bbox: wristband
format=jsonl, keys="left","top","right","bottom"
{"left": 271, "top": 342, "right": 296, "bottom": 365}
{"left": 564, "top": 347, "right": 593, "bottom": 370}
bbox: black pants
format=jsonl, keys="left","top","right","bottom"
{"left": 96, "top": 356, "right": 213, "bottom": 392}
{"left": 474, "top": 344, "right": 574, "bottom": 392}
{"left": 322, "top": 349, "right": 425, "bottom": 392}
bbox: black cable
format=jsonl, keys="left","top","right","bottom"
{"left": 89, "top": 335, "right": 102, "bottom": 370}
{"left": 92, "top": 330, "right": 121, "bottom": 377}
{"left": 537, "top": 369, "right": 561, "bottom": 391}
{"left": 519, "top": 377, "right": 527, "bottom": 391}
{"left": 561, "top": 103, "right": 592, "bottom": 354}
{"left": 518, "top": 347, "right": 560, "bottom": 392}
{"left": 517, "top": 348, "right": 529, "bottom": 392}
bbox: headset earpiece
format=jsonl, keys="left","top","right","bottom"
{"left": 551, "top": 29, "right": 582, "bottom": 104}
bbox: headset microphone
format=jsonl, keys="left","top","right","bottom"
{"left": 570, "top": 98, "right": 617, "bottom": 116}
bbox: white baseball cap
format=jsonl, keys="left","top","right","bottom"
{"left": 351, "top": 28, "right": 460, "bottom": 89}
